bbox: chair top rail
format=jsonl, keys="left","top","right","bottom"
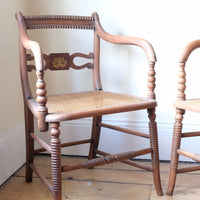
{"left": 23, "top": 14, "right": 95, "bottom": 30}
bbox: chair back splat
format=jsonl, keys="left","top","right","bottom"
{"left": 16, "top": 11, "right": 163, "bottom": 199}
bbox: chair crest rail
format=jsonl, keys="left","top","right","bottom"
{"left": 24, "top": 15, "right": 95, "bottom": 30}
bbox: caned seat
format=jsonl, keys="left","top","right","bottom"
{"left": 16, "top": 11, "right": 163, "bottom": 200}
{"left": 174, "top": 99, "right": 200, "bottom": 113}
{"left": 39, "top": 91, "right": 156, "bottom": 121}
{"left": 167, "top": 40, "right": 200, "bottom": 195}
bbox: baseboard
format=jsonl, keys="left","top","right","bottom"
{"left": 0, "top": 122, "right": 25, "bottom": 186}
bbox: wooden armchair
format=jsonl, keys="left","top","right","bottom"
{"left": 15, "top": 11, "right": 163, "bottom": 199}
{"left": 167, "top": 40, "right": 200, "bottom": 195}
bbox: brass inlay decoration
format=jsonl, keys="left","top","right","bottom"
{"left": 52, "top": 57, "right": 68, "bottom": 69}
{"left": 26, "top": 52, "right": 94, "bottom": 71}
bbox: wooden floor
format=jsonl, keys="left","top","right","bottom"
{"left": 1, "top": 155, "right": 200, "bottom": 200}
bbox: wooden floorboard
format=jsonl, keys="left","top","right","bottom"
{"left": 1, "top": 155, "right": 200, "bottom": 199}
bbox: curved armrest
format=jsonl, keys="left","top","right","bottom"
{"left": 93, "top": 12, "right": 156, "bottom": 99}
{"left": 15, "top": 12, "right": 43, "bottom": 71}
{"left": 16, "top": 12, "right": 48, "bottom": 131}
{"left": 176, "top": 39, "right": 200, "bottom": 101}
{"left": 179, "top": 39, "right": 200, "bottom": 63}
{"left": 92, "top": 12, "right": 156, "bottom": 62}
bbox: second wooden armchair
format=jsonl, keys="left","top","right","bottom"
{"left": 15, "top": 11, "right": 163, "bottom": 199}
{"left": 167, "top": 39, "right": 200, "bottom": 195}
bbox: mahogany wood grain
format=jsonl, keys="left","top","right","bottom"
{"left": 15, "top": 11, "right": 162, "bottom": 199}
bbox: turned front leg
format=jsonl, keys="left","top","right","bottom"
{"left": 50, "top": 122, "right": 62, "bottom": 200}
{"left": 148, "top": 108, "right": 163, "bottom": 196}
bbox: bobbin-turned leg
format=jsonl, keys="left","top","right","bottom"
{"left": 50, "top": 122, "right": 62, "bottom": 200}
{"left": 167, "top": 108, "right": 184, "bottom": 195}
{"left": 148, "top": 108, "right": 163, "bottom": 196}
{"left": 88, "top": 116, "right": 102, "bottom": 160}
{"left": 25, "top": 105, "right": 34, "bottom": 182}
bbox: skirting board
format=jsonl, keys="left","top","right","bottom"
{"left": 0, "top": 123, "right": 25, "bottom": 186}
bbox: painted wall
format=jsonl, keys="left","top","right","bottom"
{"left": 1, "top": 0, "right": 200, "bottom": 185}
{"left": 0, "top": 0, "right": 27, "bottom": 185}
{"left": 0, "top": 0, "right": 26, "bottom": 134}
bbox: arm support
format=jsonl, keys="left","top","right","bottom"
{"left": 16, "top": 12, "right": 48, "bottom": 131}
{"left": 179, "top": 39, "right": 200, "bottom": 63}
{"left": 177, "top": 39, "right": 200, "bottom": 101}
{"left": 93, "top": 12, "right": 156, "bottom": 63}
{"left": 93, "top": 12, "right": 156, "bottom": 99}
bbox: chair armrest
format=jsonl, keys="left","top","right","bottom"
{"left": 176, "top": 39, "right": 200, "bottom": 101}
{"left": 93, "top": 12, "right": 156, "bottom": 63}
{"left": 16, "top": 12, "right": 48, "bottom": 131}
{"left": 179, "top": 39, "right": 200, "bottom": 63}
{"left": 93, "top": 13, "right": 156, "bottom": 99}
{"left": 15, "top": 12, "right": 44, "bottom": 71}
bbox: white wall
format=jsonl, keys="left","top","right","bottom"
{"left": 0, "top": 0, "right": 27, "bottom": 185}
{"left": 2, "top": 0, "right": 200, "bottom": 185}
{"left": 0, "top": 0, "right": 26, "bottom": 134}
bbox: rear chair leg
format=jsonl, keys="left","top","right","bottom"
{"left": 25, "top": 105, "right": 34, "bottom": 182}
{"left": 50, "top": 122, "right": 62, "bottom": 200}
{"left": 148, "top": 108, "right": 163, "bottom": 196}
{"left": 167, "top": 108, "right": 184, "bottom": 195}
{"left": 88, "top": 116, "right": 102, "bottom": 160}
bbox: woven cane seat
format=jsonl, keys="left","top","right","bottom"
{"left": 44, "top": 91, "right": 156, "bottom": 121}
{"left": 175, "top": 99, "right": 200, "bottom": 113}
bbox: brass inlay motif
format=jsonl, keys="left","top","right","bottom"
{"left": 52, "top": 57, "right": 67, "bottom": 68}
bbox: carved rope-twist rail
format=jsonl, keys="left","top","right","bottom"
{"left": 147, "top": 61, "right": 156, "bottom": 99}
{"left": 177, "top": 62, "right": 186, "bottom": 101}
{"left": 24, "top": 15, "right": 94, "bottom": 30}
{"left": 25, "top": 15, "right": 94, "bottom": 21}
{"left": 96, "top": 149, "right": 153, "bottom": 171}
{"left": 62, "top": 148, "right": 152, "bottom": 172}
